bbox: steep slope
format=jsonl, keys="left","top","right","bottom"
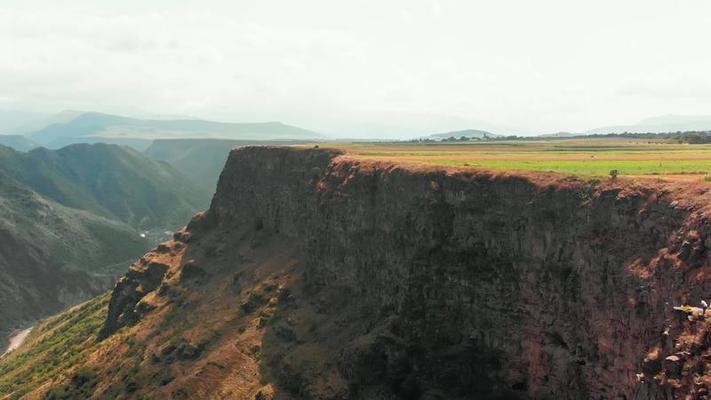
{"left": 6, "top": 147, "right": 711, "bottom": 399}
{"left": 0, "top": 171, "right": 149, "bottom": 345}
{"left": 26, "top": 112, "right": 323, "bottom": 149}
{"left": 0, "top": 144, "right": 204, "bottom": 229}
{"left": 144, "top": 139, "right": 312, "bottom": 194}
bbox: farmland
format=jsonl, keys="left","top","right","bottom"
{"left": 334, "top": 138, "right": 711, "bottom": 179}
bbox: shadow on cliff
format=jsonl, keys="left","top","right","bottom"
{"left": 255, "top": 267, "right": 528, "bottom": 400}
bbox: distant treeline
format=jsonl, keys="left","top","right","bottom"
{"left": 409, "top": 131, "right": 711, "bottom": 144}
{"left": 583, "top": 131, "right": 711, "bottom": 144}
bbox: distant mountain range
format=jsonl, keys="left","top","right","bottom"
{"left": 22, "top": 112, "right": 323, "bottom": 150}
{"left": 424, "top": 129, "right": 502, "bottom": 140}
{"left": 585, "top": 115, "right": 711, "bottom": 135}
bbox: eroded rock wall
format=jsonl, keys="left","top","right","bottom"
{"left": 106, "top": 146, "right": 711, "bottom": 399}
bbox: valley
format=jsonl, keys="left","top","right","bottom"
{"left": 0, "top": 142, "right": 207, "bottom": 356}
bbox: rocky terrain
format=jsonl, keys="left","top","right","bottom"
{"left": 4, "top": 146, "right": 711, "bottom": 399}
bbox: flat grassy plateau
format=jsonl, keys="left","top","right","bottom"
{"left": 336, "top": 138, "right": 711, "bottom": 180}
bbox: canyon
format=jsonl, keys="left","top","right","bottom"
{"left": 0, "top": 143, "right": 205, "bottom": 353}
{"left": 3, "top": 146, "right": 711, "bottom": 399}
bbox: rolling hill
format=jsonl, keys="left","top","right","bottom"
{"left": 26, "top": 112, "right": 323, "bottom": 149}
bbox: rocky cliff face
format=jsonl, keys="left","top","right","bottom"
{"left": 14, "top": 146, "right": 711, "bottom": 399}
{"left": 203, "top": 147, "right": 711, "bottom": 399}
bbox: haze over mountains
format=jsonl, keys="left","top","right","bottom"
{"left": 21, "top": 112, "right": 322, "bottom": 150}
{"left": 4, "top": 110, "right": 711, "bottom": 148}
{"left": 585, "top": 115, "right": 711, "bottom": 135}
{"left": 144, "top": 139, "right": 311, "bottom": 193}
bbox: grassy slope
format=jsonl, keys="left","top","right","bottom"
{"left": 0, "top": 294, "right": 109, "bottom": 400}
{"left": 0, "top": 227, "right": 304, "bottom": 399}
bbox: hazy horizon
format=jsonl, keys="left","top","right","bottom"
{"left": 2, "top": 0, "right": 711, "bottom": 138}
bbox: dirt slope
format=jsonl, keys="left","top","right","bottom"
{"left": 4, "top": 147, "right": 711, "bottom": 399}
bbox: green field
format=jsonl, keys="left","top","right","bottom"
{"left": 338, "top": 139, "right": 711, "bottom": 178}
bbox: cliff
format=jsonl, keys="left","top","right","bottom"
{"left": 202, "top": 147, "right": 711, "bottom": 399}
{"left": 4, "top": 146, "right": 711, "bottom": 399}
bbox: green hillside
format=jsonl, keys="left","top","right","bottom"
{"left": 0, "top": 171, "right": 149, "bottom": 341}
{"left": 0, "top": 144, "right": 205, "bottom": 229}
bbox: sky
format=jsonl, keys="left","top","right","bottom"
{"left": 1, "top": 0, "right": 711, "bottom": 138}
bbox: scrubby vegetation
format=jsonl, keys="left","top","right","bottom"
{"left": 0, "top": 294, "right": 109, "bottom": 399}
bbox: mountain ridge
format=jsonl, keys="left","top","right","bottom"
{"left": 586, "top": 114, "right": 711, "bottom": 134}
{"left": 25, "top": 112, "right": 323, "bottom": 149}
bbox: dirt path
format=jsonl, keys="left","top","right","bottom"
{"left": 1, "top": 327, "right": 32, "bottom": 358}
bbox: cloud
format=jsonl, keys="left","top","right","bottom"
{"left": 618, "top": 78, "right": 711, "bottom": 101}
{"left": 1, "top": 0, "right": 711, "bottom": 136}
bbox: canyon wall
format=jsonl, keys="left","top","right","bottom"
{"left": 87, "top": 146, "right": 711, "bottom": 399}
{"left": 202, "top": 147, "right": 711, "bottom": 399}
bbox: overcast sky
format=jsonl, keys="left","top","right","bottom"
{"left": 1, "top": 0, "right": 711, "bottom": 137}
